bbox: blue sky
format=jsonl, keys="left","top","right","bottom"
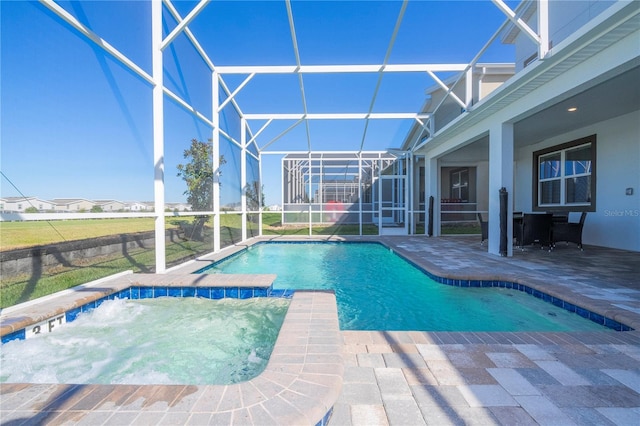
{"left": 1, "top": 0, "right": 516, "bottom": 206}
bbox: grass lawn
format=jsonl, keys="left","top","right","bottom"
{"left": 0, "top": 218, "right": 158, "bottom": 251}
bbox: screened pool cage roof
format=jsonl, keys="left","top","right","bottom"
{"left": 42, "top": 0, "right": 521, "bottom": 156}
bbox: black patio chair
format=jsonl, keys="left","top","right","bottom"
{"left": 515, "top": 213, "right": 553, "bottom": 251}
{"left": 552, "top": 212, "right": 587, "bottom": 250}
{"left": 477, "top": 213, "right": 488, "bottom": 245}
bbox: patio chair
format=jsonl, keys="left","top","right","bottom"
{"left": 515, "top": 213, "right": 553, "bottom": 251}
{"left": 477, "top": 213, "right": 488, "bottom": 245}
{"left": 552, "top": 212, "right": 587, "bottom": 250}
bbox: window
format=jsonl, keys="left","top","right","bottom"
{"left": 533, "top": 135, "right": 596, "bottom": 211}
{"left": 450, "top": 168, "right": 469, "bottom": 201}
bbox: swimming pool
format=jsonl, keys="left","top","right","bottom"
{"left": 1, "top": 297, "right": 289, "bottom": 385}
{"left": 200, "top": 242, "right": 612, "bottom": 332}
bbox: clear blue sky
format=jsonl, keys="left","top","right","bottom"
{"left": 1, "top": 0, "right": 515, "bottom": 206}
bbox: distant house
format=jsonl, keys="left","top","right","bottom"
{"left": 125, "top": 202, "right": 150, "bottom": 212}
{"left": 50, "top": 198, "right": 96, "bottom": 212}
{"left": 165, "top": 202, "right": 191, "bottom": 212}
{"left": 94, "top": 200, "right": 126, "bottom": 212}
{"left": 0, "top": 197, "right": 55, "bottom": 212}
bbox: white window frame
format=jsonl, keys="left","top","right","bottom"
{"left": 534, "top": 135, "right": 596, "bottom": 211}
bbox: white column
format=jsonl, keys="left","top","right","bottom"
{"left": 538, "top": 0, "right": 549, "bottom": 59}
{"left": 358, "top": 154, "right": 363, "bottom": 235}
{"left": 258, "top": 152, "right": 263, "bottom": 236}
{"left": 425, "top": 156, "right": 439, "bottom": 236}
{"left": 308, "top": 153, "right": 312, "bottom": 236}
{"left": 152, "top": 0, "right": 165, "bottom": 273}
{"left": 212, "top": 71, "right": 221, "bottom": 252}
{"left": 488, "top": 121, "right": 514, "bottom": 256}
{"left": 241, "top": 118, "right": 247, "bottom": 241}
{"left": 465, "top": 66, "right": 473, "bottom": 110}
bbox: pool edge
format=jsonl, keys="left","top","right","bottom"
{"left": 0, "top": 288, "right": 343, "bottom": 426}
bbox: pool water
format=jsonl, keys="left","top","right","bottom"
{"left": 203, "top": 242, "right": 609, "bottom": 332}
{"left": 0, "top": 297, "right": 289, "bottom": 385}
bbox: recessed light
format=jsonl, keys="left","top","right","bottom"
{"left": 567, "top": 107, "right": 578, "bottom": 112}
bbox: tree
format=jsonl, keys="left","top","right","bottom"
{"left": 90, "top": 205, "right": 103, "bottom": 213}
{"left": 176, "top": 138, "right": 226, "bottom": 213}
{"left": 245, "top": 181, "right": 265, "bottom": 211}
{"left": 25, "top": 206, "right": 39, "bottom": 213}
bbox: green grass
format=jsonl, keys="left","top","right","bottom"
{"left": 0, "top": 218, "right": 158, "bottom": 250}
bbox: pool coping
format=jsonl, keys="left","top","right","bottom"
{"left": 0, "top": 275, "right": 343, "bottom": 426}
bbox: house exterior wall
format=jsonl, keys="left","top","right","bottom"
{"left": 514, "top": 110, "right": 640, "bottom": 251}
{"left": 513, "top": 0, "right": 617, "bottom": 71}
{"left": 99, "top": 201, "right": 126, "bottom": 211}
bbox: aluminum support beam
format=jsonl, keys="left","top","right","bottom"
{"left": 214, "top": 64, "right": 469, "bottom": 74}
{"left": 492, "top": 0, "right": 541, "bottom": 47}
{"left": 212, "top": 71, "right": 221, "bottom": 252}
{"left": 151, "top": 0, "right": 166, "bottom": 273}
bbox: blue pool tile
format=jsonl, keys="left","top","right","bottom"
{"left": 589, "top": 312, "right": 605, "bottom": 325}
{"left": 139, "top": 287, "right": 154, "bottom": 299}
{"left": 542, "top": 293, "right": 552, "bottom": 303}
{"left": 168, "top": 287, "right": 181, "bottom": 297}
{"left": 551, "top": 297, "right": 564, "bottom": 308}
{"left": 604, "top": 317, "right": 622, "bottom": 330}
{"left": 117, "top": 289, "right": 131, "bottom": 299}
{"left": 196, "top": 287, "right": 211, "bottom": 299}
{"left": 2, "top": 329, "right": 25, "bottom": 344}
{"left": 130, "top": 287, "right": 140, "bottom": 299}
{"left": 576, "top": 306, "right": 589, "bottom": 319}
{"left": 254, "top": 287, "right": 268, "bottom": 297}
{"left": 240, "top": 288, "right": 253, "bottom": 299}
{"left": 225, "top": 287, "right": 239, "bottom": 299}
{"left": 81, "top": 300, "right": 96, "bottom": 312}
{"left": 66, "top": 307, "right": 82, "bottom": 322}
{"left": 212, "top": 288, "right": 224, "bottom": 299}
{"left": 182, "top": 287, "right": 196, "bottom": 298}
{"left": 155, "top": 287, "right": 168, "bottom": 297}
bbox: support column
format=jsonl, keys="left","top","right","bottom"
{"left": 152, "top": 0, "right": 165, "bottom": 273}
{"left": 538, "top": 0, "right": 549, "bottom": 59}
{"left": 241, "top": 119, "right": 247, "bottom": 241}
{"left": 212, "top": 72, "right": 221, "bottom": 252}
{"left": 258, "top": 152, "right": 263, "bottom": 236}
{"left": 425, "top": 156, "right": 439, "bottom": 236}
{"left": 488, "top": 122, "right": 514, "bottom": 256}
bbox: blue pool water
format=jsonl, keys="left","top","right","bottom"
{"left": 202, "top": 242, "right": 609, "bottom": 332}
{"left": 1, "top": 297, "right": 289, "bottom": 385}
